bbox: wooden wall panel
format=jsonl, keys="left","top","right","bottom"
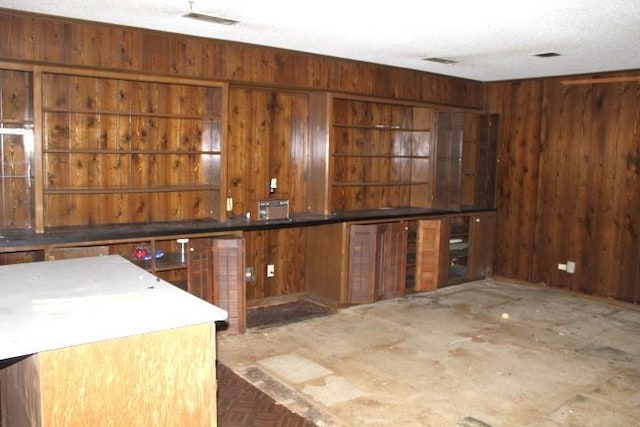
{"left": 486, "top": 74, "right": 640, "bottom": 303}
{"left": 485, "top": 80, "right": 543, "bottom": 281}
{"left": 244, "top": 228, "right": 307, "bottom": 301}
{"left": 0, "top": 9, "right": 483, "bottom": 108}
{"left": 227, "top": 86, "right": 310, "bottom": 216}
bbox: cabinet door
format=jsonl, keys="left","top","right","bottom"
{"left": 212, "top": 237, "right": 246, "bottom": 334}
{"left": 376, "top": 222, "right": 408, "bottom": 299}
{"left": 187, "top": 239, "right": 214, "bottom": 303}
{"left": 433, "top": 112, "right": 463, "bottom": 209}
{"left": 415, "top": 219, "right": 449, "bottom": 291}
{"left": 467, "top": 212, "right": 496, "bottom": 279}
{"left": 461, "top": 114, "right": 499, "bottom": 208}
{"left": 348, "top": 224, "right": 377, "bottom": 304}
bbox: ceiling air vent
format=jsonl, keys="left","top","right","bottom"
{"left": 183, "top": 12, "right": 239, "bottom": 26}
{"left": 422, "top": 57, "right": 458, "bottom": 65}
{"left": 533, "top": 52, "right": 562, "bottom": 58}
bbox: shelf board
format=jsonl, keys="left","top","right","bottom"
{"left": 43, "top": 108, "right": 222, "bottom": 121}
{"left": 43, "top": 149, "right": 221, "bottom": 155}
{"left": 155, "top": 252, "right": 188, "bottom": 271}
{"left": 333, "top": 124, "right": 431, "bottom": 132}
{"left": 333, "top": 153, "right": 430, "bottom": 159}
{"left": 332, "top": 180, "right": 430, "bottom": 187}
{"left": 44, "top": 185, "right": 220, "bottom": 194}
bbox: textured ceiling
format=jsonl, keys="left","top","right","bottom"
{"left": 2, "top": 0, "right": 640, "bottom": 81}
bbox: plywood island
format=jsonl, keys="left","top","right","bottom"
{"left": 0, "top": 255, "right": 227, "bottom": 426}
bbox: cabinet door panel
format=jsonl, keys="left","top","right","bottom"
{"left": 212, "top": 237, "right": 246, "bottom": 334}
{"left": 348, "top": 224, "right": 377, "bottom": 304}
{"left": 434, "top": 112, "right": 463, "bottom": 209}
{"left": 377, "top": 222, "right": 407, "bottom": 299}
{"left": 187, "top": 238, "right": 213, "bottom": 303}
{"left": 415, "top": 219, "right": 448, "bottom": 291}
{"left": 467, "top": 212, "right": 496, "bottom": 279}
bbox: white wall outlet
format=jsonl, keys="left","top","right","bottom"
{"left": 245, "top": 267, "right": 255, "bottom": 282}
{"left": 558, "top": 263, "right": 567, "bottom": 271}
{"left": 226, "top": 197, "right": 233, "bottom": 211}
{"left": 267, "top": 264, "right": 275, "bottom": 277}
{"left": 566, "top": 261, "right": 576, "bottom": 274}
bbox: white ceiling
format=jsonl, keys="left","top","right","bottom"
{"left": 2, "top": 0, "right": 640, "bottom": 81}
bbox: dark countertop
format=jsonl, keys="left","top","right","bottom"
{"left": 0, "top": 206, "right": 495, "bottom": 250}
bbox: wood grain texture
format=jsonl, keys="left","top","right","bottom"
{"left": 0, "top": 9, "right": 483, "bottom": 108}
{"left": 414, "top": 219, "right": 447, "bottom": 291}
{"left": 0, "top": 323, "right": 217, "bottom": 426}
{"left": 486, "top": 74, "right": 640, "bottom": 302}
{"left": 226, "top": 86, "right": 311, "bottom": 217}
{"left": 243, "top": 228, "right": 307, "bottom": 301}
{"left": 0, "top": 69, "right": 34, "bottom": 230}
{"left": 305, "top": 223, "right": 347, "bottom": 302}
{"left": 40, "top": 73, "right": 223, "bottom": 227}
{"left": 485, "top": 80, "right": 543, "bottom": 282}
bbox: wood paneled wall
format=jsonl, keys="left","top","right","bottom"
{"left": 0, "top": 9, "right": 482, "bottom": 109}
{"left": 226, "top": 86, "right": 311, "bottom": 217}
{"left": 486, "top": 74, "right": 640, "bottom": 303}
{"left": 3, "top": 9, "right": 638, "bottom": 303}
{"left": 244, "top": 228, "right": 307, "bottom": 301}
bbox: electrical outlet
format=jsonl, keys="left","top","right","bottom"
{"left": 558, "top": 263, "right": 567, "bottom": 271}
{"left": 267, "top": 264, "right": 275, "bottom": 277}
{"left": 226, "top": 197, "right": 233, "bottom": 211}
{"left": 566, "top": 261, "right": 576, "bottom": 274}
{"left": 245, "top": 267, "right": 255, "bottom": 282}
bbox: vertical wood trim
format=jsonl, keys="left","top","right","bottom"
{"left": 32, "top": 69, "right": 44, "bottom": 233}
{"left": 220, "top": 82, "right": 230, "bottom": 220}
{"left": 309, "top": 92, "right": 331, "bottom": 214}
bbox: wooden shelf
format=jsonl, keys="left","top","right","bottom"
{"left": 44, "top": 185, "right": 220, "bottom": 194}
{"left": 42, "top": 108, "right": 221, "bottom": 121}
{"left": 329, "top": 96, "right": 436, "bottom": 211}
{"left": 332, "top": 180, "right": 430, "bottom": 187}
{"left": 333, "top": 123, "right": 431, "bottom": 132}
{"left": 333, "top": 153, "right": 430, "bottom": 159}
{"left": 39, "top": 71, "right": 224, "bottom": 228}
{"left": 43, "top": 148, "right": 221, "bottom": 155}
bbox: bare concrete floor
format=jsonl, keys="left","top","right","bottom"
{"left": 217, "top": 279, "right": 640, "bottom": 426}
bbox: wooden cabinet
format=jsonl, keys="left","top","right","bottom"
{"left": 0, "top": 256, "right": 224, "bottom": 426}
{"left": 308, "top": 212, "right": 496, "bottom": 306}
{"left": 413, "top": 219, "right": 449, "bottom": 291}
{"left": 467, "top": 211, "right": 496, "bottom": 279}
{"left": 329, "top": 95, "right": 436, "bottom": 212}
{"left": 211, "top": 237, "right": 246, "bottom": 334}
{"left": 414, "top": 212, "right": 496, "bottom": 287}
{"left": 448, "top": 216, "right": 470, "bottom": 284}
{"left": 40, "top": 73, "right": 225, "bottom": 228}
{"left": 0, "top": 71, "right": 225, "bottom": 231}
{"left": 433, "top": 112, "right": 463, "bottom": 209}
{"left": 0, "top": 69, "right": 34, "bottom": 231}
{"left": 434, "top": 112, "right": 498, "bottom": 209}
{"left": 188, "top": 236, "right": 246, "bottom": 334}
{"left": 347, "top": 222, "right": 407, "bottom": 304}
{"left": 461, "top": 114, "right": 498, "bottom": 208}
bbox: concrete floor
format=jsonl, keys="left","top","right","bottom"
{"left": 217, "top": 279, "right": 640, "bottom": 426}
